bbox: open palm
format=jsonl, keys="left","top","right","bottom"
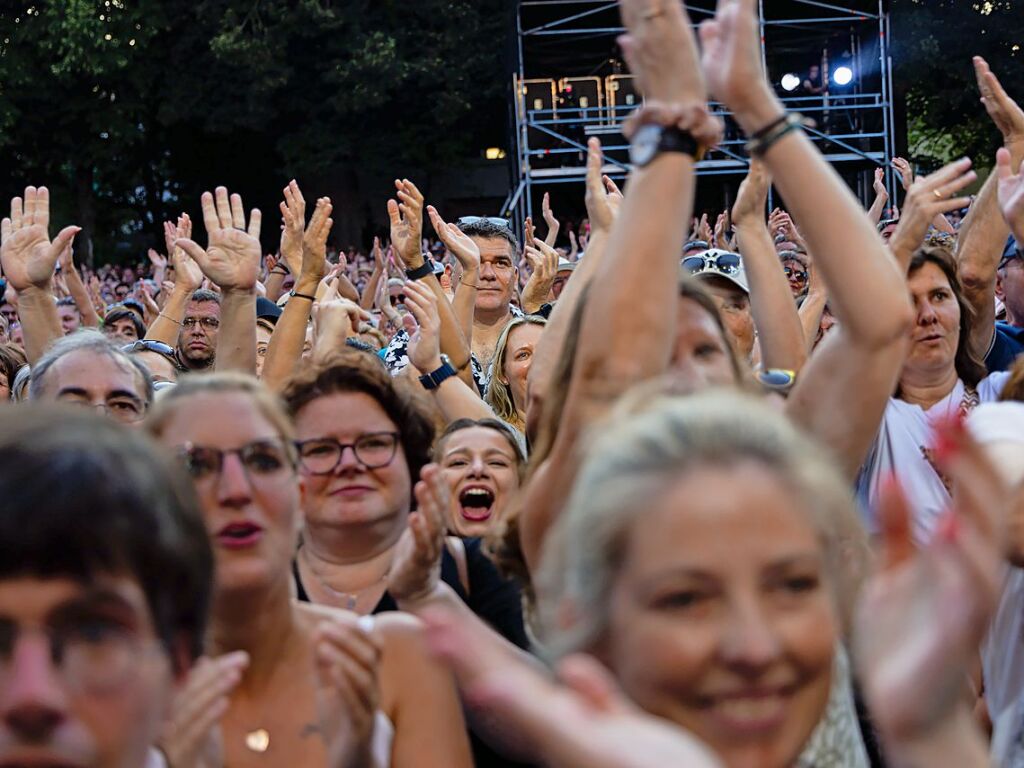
{"left": 997, "top": 147, "right": 1024, "bottom": 241}
{"left": 177, "top": 188, "right": 262, "bottom": 292}
{"left": 0, "top": 186, "right": 79, "bottom": 291}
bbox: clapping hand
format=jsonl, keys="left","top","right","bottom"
{"left": 301, "top": 196, "right": 333, "bottom": 285}
{"left": 542, "top": 192, "right": 561, "bottom": 247}
{"left": 402, "top": 280, "right": 443, "bottom": 374}
{"left": 584, "top": 138, "right": 624, "bottom": 235}
{"left": 176, "top": 187, "right": 262, "bottom": 293}
{"left": 996, "top": 147, "right": 1024, "bottom": 242}
{"left": 387, "top": 179, "right": 425, "bottom": 268}
{"left": 888, "top": 159, "right": 976, "bottom": 257}
{"left": 892, "top": 158, "right": 915, "bottom": 191}
{"left": 975, "top": 56, "right": 1024, "bottom": 146}
{"left": 427, "top": 206, "right": 480, "bottom": 274}
{"left": 873, "top": 168, "right": 889, "bottom": 200}
{"left": 731, "top": 158, "right": 770, "bottom": 227}
{"left": 313, "top": 616, "right": 381, "bottom": 768}
{"left": 158, "top": 651, "right": 249, "bottom": 768}
{"left": 0, "top": 186, "right": 80, "bottom": 292}
{"left": 854, "top": 416, "right": 1005, "bottom": 743}
{"left": 278, "top": 180, "right": 306, "bottom": 277}
{"left": 389, "top": 463, "right": 449, "bottom": 605}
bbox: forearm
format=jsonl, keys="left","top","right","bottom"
{"left": 262, "top": 276, "right": 317, "bottom": 391}
{"left": 424, "top": 277, "right": 471, "bottom": 370}
{"left": 18, "top": 287, "right": 62, "bottom": 365}
{"left": 735, "top": 221, "right": 807, "bottom": 372}
{"left": 65, "top": 268, "right": 100, "bottom": 327}
{"left": 451, "top": 268, "right": 477, "bottom": 345}
{"left": 146, "top": 287, "right": 190, "bottom": 345}
{"left": 360, "top": 268, "right": 383, "bottom": 310}
{"left": 265, "top": 271, "right": 286, "bottom": 302}
{"left": 867, "top": 192, "right": 888, "bottom": 225}
{"left": 578, "top": 156, "right": 693, "bottom": 388}
{"left": 881, "top": 707, "right": 989, "bottom": 768}
{"left": 799, "top": 289, "right": 828, "bottom": 354}
{"left": 932, "top": 213, "right": 956, "bottom": 234}
{"left": 751, "top": 116, "right": 911, "bottom": 346}
{"left": 426, "top": 372, "right": 494, "bottom": 425}
{"left": 215, "top": 288, "right": 257, "bottom": 374}
{"left": 528, "top": 230, "right": 607, "bottom": 399}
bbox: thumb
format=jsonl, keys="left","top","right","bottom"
{"left": 996, "top": 147, "right": 1013, "bottom": 181}
{"left": 387, "top": 199, "right": 402, "bottom": 227}
{"left": 401, "top": 313, "right": 417, "bottom": 337}
{"left": 176, "top": 239, "right": 209, "bottom": 270}
{"left": 49, "top": 226, "right": 81, "bottom": 262}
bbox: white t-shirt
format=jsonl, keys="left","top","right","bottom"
{"left": 984, "top": 566, "right": 1024, "bottom": 767}
{"left": 856, "top": 371, "right": 1009, "bottom": 545}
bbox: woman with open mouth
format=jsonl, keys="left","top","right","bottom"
{"left": 435, "top": 418, "right": 526, "bottom": 538}
{"left": 147, "top": 373, "right": 473, "bottom": 768}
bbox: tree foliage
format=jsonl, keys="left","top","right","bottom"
{"left": 0, "top": 0, "right": 511, "bottom": 261}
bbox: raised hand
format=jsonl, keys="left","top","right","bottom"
{"left": 389, "top": 463, "right": 449, "bottom": 604}
{"left": 522, "top": 240, "right": 559, "bottom": 305}
{"left": 177, "top": 187, "right": 262, "bottom": 293}
{"left": 618, "top": 0, "right": 705, "bottom": 106}
{"left": 542, "top": 192, "right": 561, "bottom": 247}
{"left": 889, "top": 158, "right": 976, "bottom": 258}
{"left": 147, "top": 248, "right": 168, "bottom": 272}
{"left": 996, "top": 146, "right": 1024, "bottom": 241}
{"left": 423, "top": 608, "right": 722, "bottom": 768}
{"left": 854, "top": 417, "right": 1005, "bottom": 743}
{"left": 584, "top": 138, "right": 624, "bottom": 235}
{"left": 170, "top": 214, "right": 203, "bottom": 293}
{"left": 873, "top": 167, "right": 889, "bottom": 200}
{"left": 568, "top": 230, "right": 579, "bottom": 260}
{"left": 301, "top": 196, "right": 333, "bottom": 284}
{"left": 313, "top": 616, "right": 381, "bottom": 768}
{"left": 692, "top": 213, "right": 712, "bottom": 244}
{"left": 974, "top": 56, "right": 1024, "bottom": 146}
{"left": 386, "top": 179, "right": 425, "bottom": 268}
{"left": 891, "top": 157, "right": 915, "bottom": 191}
{"left": 402, "top": 279, "right": 442, "bottom": 373}
{"left": 427, "top": 206, "right": 480, "bottom": 274}
{"left": 371, "top": 236, "right": 386, "bottom": 272}
{"left": 698, "top": 0, "right": 779, "bottom": 131}
{"left": 158, "top": 651, "right": 248, "bottom": 768}
{"left": 278, "top": 179, "right": 307, "bottom": 277}
{"left": 0, "top": 186, "right": 80, "bottom": 292}
{"left": 731, "top": 158, "right": 770, "bottom": 226}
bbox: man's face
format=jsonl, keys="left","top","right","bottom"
{"left": 998, "top": 258, "right": 1024, "bottom": 324}
{"left": 552, "top": 270, "right": 573, "bottom": 301}
{"left": 0, "top": 576, "right": 178, "bottom": 768}
{"left": 471, "top": 237, "right": 517, "bottom": 316}
{"left": 1, "top": 304, "right": 17, "bottom": 327}
{"left": 103, "top": 317, "right": 139, "bottom": 344}
{"left": 35, "top": 349, "right": 147, "bottom": 426}
{"left": 58, "top": 306, "right": 81, "bottom": 336}
{"left": 701, "top": 278, "right": 755, "bottom": 362}
{"left": 177, "top": 301, "right": 220, "bottom": 370}
{"left": 114, "top": 285, "right": 129, "bottom": 301}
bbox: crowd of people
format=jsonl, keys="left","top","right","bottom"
{"left": 3, "top": 0, "right": 1024, "bottom": 766}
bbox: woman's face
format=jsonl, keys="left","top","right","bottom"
{"left": 0, "top": 370, "right": 9, "bottom": 401}
{"left": 501, "top": 323, "right": 544, "bottom": 415}
{"left": 439, "top": 426, "right": 520, "bottom": 537}
{"left": 602, "top": 460, "right": 836, "bottom": 768}
{"left": 155, "top": 392, "right": 300, "bottom": 595}
{"left": 256, "top": 324, "right": 273, "bottom": 378}
{"left": 903, "top": 262, "right": 961, "bottom": 383}
{"left": 780, "top": 259, "right": 808, "bottom": 298}
{"left": 294, "top": 392, "right": 412, "bottom": 537}
{"left": 671, "top": 298, "right": 740, "bottom": 392}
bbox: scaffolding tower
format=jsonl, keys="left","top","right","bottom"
{"left": 503, "top": 0, "right": 896, "bottom": 227}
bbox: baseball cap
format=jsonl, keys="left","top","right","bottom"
{"left": 680, "top": 249, "right": 749, "bottom": 293}
{"left": 556, "top": 259, "right": 576, "bottom": 274}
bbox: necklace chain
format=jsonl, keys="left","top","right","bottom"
{"left": 300, "top": 547, "right": 390, "bottom": 611}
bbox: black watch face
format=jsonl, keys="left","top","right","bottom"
{"left": 629, "top": 124, "right": 661, "bottom": 167}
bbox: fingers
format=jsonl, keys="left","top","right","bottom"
{"left": 1, "top": 218, "right": 10, "bottom": 245}
{"left": 585, "top": 137, "right": 604, "bottom": 196}
{"left": 200, "top": 191, "right": 219, "bottom": 235}
{"left": 35, "top": 186, "right": 49, "bottom": 231}
{"left": 997, "top": 146, "right": 1014, "bottom": 181}
{"left": 603, "top": 175, "right": 622, "bottom": 198}
{"left": 386, "top": 198, "right": 402, "bottom": 227}
{"left": 248, "top": 207, "right": 262, "bottom": 240}
{"left": 214, "top": 187, "right": 232, "bottom": 230}
{"left": 48, "top": 226, "right": 81, "bottom": 265}
{"left": 557, "top": 654, "right": 629, "bottom": 715}
{"left": 176, "top": 238, "right": 209, "bottom": 271}
{"left": 10, "top": 195, "right": 23, "bottom": 229}
{"left": 229, "top": 193, "right": 245, "bottom": 230}
{"left": 877, "top": 475, "right": 915, "bottom": 573}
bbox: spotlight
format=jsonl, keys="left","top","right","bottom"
{"left": 781, "top": 73, "right": 801, "bottom": 92}
{"left": 833, "top": 66, "right": 853, "bottom": 86}
{"left": 485, "top": 147, "right": 506, "bottom": 160}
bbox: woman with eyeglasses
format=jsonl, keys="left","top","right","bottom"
{"left": 147, "top": 373, "right": 473, "bottom": 768}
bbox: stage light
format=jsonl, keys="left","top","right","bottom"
{"left": 485, "top": 147, "right": 507, "bottom": 160}
{"left": 781, "top": 73, "right": 801, "bottom": 92}
{"left": 833, "top": 66, "right": 853, "bottom": 86}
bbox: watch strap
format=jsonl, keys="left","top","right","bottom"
{"left": 405, "top": 260, "right": 434, "bottom": 281}
{"left": 419, "top": 357, "right": 457, "bottom": 390}
{"left": 657, "top": 126, "right": 702, "bottom": 161}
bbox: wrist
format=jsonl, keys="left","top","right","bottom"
{"left": 220, "top": 285, "right": 257, "bottom": 299}
{"left": 403, "top": 250, "right": 425, "bottom": 269}
{"left": 295, "top": 275, "right": 322, "bottom": 294}
{"left": 393, "top": 579, "right": 443, "bottom": 611}
{"left": 733, "top": 94, "right": 787, "bottom": 137}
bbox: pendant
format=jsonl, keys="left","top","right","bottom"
{"left": 245, "top": 728, "right": 270, "bottom": 753}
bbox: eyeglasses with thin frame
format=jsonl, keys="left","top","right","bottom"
{"left": 295, "top": 432, "right": 400, "bottom": 475}
{"left": 0, "top": 617, "right": 164, "bottom": 695}
{"left": 681, "top": 252, "right": 742, "bottom": 277}
{"left": 178, "top": 439, "right": 296, "bottom": 480}
{"left": 182, "top": 317, "right": 220, "bottom": 330}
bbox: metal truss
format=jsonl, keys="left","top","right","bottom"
{"left": 503, "top": 0, "right": 896, "bottom": 226}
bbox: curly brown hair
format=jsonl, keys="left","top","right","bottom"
{"left": 281, "top": 348, "right": 436, "bottom": 486}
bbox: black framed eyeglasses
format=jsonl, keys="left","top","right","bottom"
{"left": 178, "top": 439, "right": 295, "bottom": 480}
{"left": 681, "top": 252, "right": 742, "bottom": 277}
{"left": 295, "top": 432, "right": 400, "bottom": 475}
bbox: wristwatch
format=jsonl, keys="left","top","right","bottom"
{"left": 419, "top": 355, "right": 458, "bottom": 390}
{"left": 405, "top": 258, "right": 434, "bottom": 282}
{"left": 629, "top": 124, "right": 701, "bottom": 167}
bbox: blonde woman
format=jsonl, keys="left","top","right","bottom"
{"left": 484, "top": 315, "right": 547, "bottom": 433}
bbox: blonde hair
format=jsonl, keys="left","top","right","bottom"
{"left": 535, "top": 389, "right": 867, "bottom": 659}
{"left": 146, "top": 372, "right": 296, "bottom": 460}
{"left": 484, "top": 315, "right": 547, "bottom": 430}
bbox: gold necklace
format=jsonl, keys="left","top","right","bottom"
{"left": 300, "top": 547, "right": 390, "bottom": 611}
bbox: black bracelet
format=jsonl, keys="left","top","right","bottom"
{"left": 289, "top": 289, "right": 316, "bottom": 302}
{"left": 746, "top": 114, "right": 809, "bottom": 157}
{"left": 404, "top": 261, "right": 434, "bottom": 281}
{"left": 748, "top": 113, "right": 789, "bottom": 141}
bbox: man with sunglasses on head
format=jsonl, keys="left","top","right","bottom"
{"left": 0, "top": 406, "right": 212, "bottom": 768}
{"left": 681, "top": 248, "right": 755, "bottom": 362}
